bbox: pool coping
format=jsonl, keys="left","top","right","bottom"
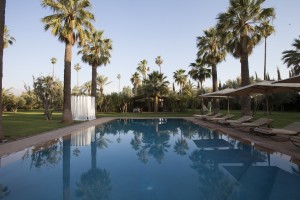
{"left": 0, "top": 117, "right": 300, "bottom": 163}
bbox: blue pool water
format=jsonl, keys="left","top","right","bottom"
{"left": 0, "top": 118, "right": 300, "bottom": 200}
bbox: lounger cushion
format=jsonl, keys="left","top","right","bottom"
{"left": 254, "top": 127, "right": 298, "bottom": 135}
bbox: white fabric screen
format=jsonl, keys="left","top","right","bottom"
{"left": 71, "top": 96, "right": 96, "bottom": 121}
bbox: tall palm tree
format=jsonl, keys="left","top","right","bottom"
{"left": 155, "top": 56, "right": 163, "bottom": 74}
{"left": 259, "top": 21, "right": 275, "bottom": 80}
{"left": 173, "top": 69, "right": 187, "bottom": 94}
{"left": 130, "top": 72, "right": 141, "bottom": 96}
{"left": 3, "top": 25, "right": 15, "bottom": 49}
{"left": 0, "top": 0, "right": 8, "bottom": 138}
{"left": 216, "top": 0, "right": 275, "bottom": 115}
{"left": 50, "top": 57, "right": 57, "bottom": 80}
{"left": 74, "top": 63, "right": 81, "bottom": 88}
{"left": 143, "top": 71, "right": 169, "bottom": 113}
{"left": 197, "top": 28, "right": 226, "bottom": 113}
{"left": 117, "top": 74, "right": 121, "bottom": 93}
{"left": 282, "top": 36, "right": 300, "bottom": 75}
{"left": 78, "top": 30, "right": 112, "bottom": 99}
{"left": 41, "top": 0, "right": 95, "bottom": 124}
{"left": 137, "top": 59, "right": 149, "bottom": 81}
{"left": 96, "top": 75, "right": 111, "bottom": 96}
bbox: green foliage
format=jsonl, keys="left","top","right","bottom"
{"left": 33, "top": 76, "right": 63, "bottom": 120}
{"left": 282, "top": 36, "right": 300, "bottom": 75}
{"left": 2, "top": 88, "right": 26, "bottom": 112}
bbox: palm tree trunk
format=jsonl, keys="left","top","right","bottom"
{"left": 211, "top": 64, "right": 219, "bottom": 113}
{"left": 154, "top": 95, "right": 158, "bottom": 113}
{"left": 240, "top": 50, "right": 252, "bottom": 116}
{"left": 264, "top": 37, "right": 267, "bottom": 80}
{"left": 0, "top": 0, "right": 5, "bottom": 139}
{"left": 62, "top": 42, "right": 73, "bottom": 124}
{"left": 91, "top": 65, "right": 97, "bottom": 97}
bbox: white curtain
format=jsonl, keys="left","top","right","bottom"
{"left": 71, "top": 96, "right": 96, "bottom": 121}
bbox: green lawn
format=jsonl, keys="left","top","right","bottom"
{"left": 2, "top": 109, "right": 300, "bottom": 140}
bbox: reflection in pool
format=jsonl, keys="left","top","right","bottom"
{"left": 0, "top": 119, "right": 300, "bottom": 200}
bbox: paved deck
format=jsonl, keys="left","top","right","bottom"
{"left": 0, "top": 117, "right": 300, "bottom": 163}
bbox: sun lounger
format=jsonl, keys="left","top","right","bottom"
{"left": 290, "top": 136, "right": 300, "bottom": 148}
{"left": 207, "top": 114, "right": 235, "bottom": 122}
{"left": 194, "top": 113, "right": 222, "bottom": 119}
{"left": 254, "top": 122, "right": 300, "bottom": 136}
{"left": 232, "top": 118, "right": 274, "bottom": 131}
{"left": 218, "top": 115, "right": 253, "bottom": 125}
{"left": 203, "top": 113, "right": 223, "bottom": 120}
{"left": 193, "top": 113, "right": 213, "bottom": 118}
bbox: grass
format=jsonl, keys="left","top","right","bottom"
{"left": 2, "top": 109, "right": 300, "bottom": 140}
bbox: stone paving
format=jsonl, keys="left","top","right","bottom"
{"left": 0, "top": 117, "right": 300, "bottom": 163}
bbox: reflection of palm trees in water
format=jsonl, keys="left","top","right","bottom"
{"left": 76, "top": 130, "right": 112, "bottom": 200}
{"left": 0, "top": 184, "right": 10, "bottom": 199}
{"left": 136, "top": 129, "right": 171, "bottom": 164}
{"left": 174, "top": 128, "right": 189, "bottom": 156}
{"left": 189, "top": 150, "right": 237, "bottom": 200}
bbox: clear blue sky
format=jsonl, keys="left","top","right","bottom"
{"left": 4, "top": 0, "right": 300, "bottom": 94}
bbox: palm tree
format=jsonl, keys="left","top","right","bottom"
{"left": 130, "top": 72, "right": 141, "bottom": 96}
{"left": 155, "top": 56, "right": 163, "bottom": 74}
{"left": 189, "top": 60, "right": 211, "bottom": 114}
{"left": 282, "top": 36, "right": 300, "bottom": 75}
{"left": 137, "top": 59, "right": 149, "bottom": 80}
{"left": 173, "top": 69, "right": 187, "bottom": 94}
{"left": 143, "top": 71, "right": 169, "bottom": 113}
{"left": 216, "top": 0, "right": 275, "bottom": 115}
{"left": 259, "top": 21, "right": 275, "bottom": 80}
{"left": 97, "top": 75, "right": 111, "bottom": 96}
{"left": 0, "top": 0, "right": 7, "bottom": 139}
{"left": 80, "top": 81, "right": 92, "bottom": 95}
{"left": 197, "top": 28, "right": 226, "bottom": 113}
{"left": 78, "top": 30, "right": 112, "bottom": 99}
{"left": 117, "top": 74, "right": 121, "bottom": 93}
{"left": 189, "top": 60, "right": 211, "bottom": 95}
{"left": 74, "top": 63, "right": 81, "bottom": 88}
{"left": 3, "top": 25, "right": 15, "bottom": 49}
{"left": 41, "top": 0, "right": 95, "bottom": 124}
{"left": 50, "top": 57, "right": 57, "bottom": 80}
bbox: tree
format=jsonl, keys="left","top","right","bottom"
{"left": 117, "top": 74, "right": 121, "bottom": 93}
{"left": 137, "top": 59, "right": 149, "bottom": 80}
{"left": 41, "top": 0, "right": 95, "bottom": 124}
{"left": 97, "top": 75, "right": 111, "bottom": 97}
{"left": 282, "top": 36, "right": 300, "bottom": 75}
{"left": 216, "top": 0, "right": 275, "bottom": 115}
{"left": 155, "top": 56, "right": 163, "bottom": 74}
{"left": 80, "top": 81, "right": 92, "bottom": 95}
{"left": 189, "top": 60, "right": 211, "bottom": 114}
{"left": 173, "top": 69, "right": 187, "bottom": 94}
{"left": 50, "top": 57, "right": 57, "bottom": 80}
{"left": 197, "top": 28, "right": 226, "bottom": 113}
{"left": 189, "top": 60, "right": 211, "bottom": 95}
{"left": 74, "top": 63, "right": 81, "bottom": 88}
{"left": 3, "top": 25, "right": 15, "bottom": 49}
{"left": 33, "top": 76, "right": 63, "bottom": 120}
{"left": 259, "top": 21, "right": 275, "bottom": 80}
{"left": 130, "top": 72, "right": 141, "bottom": 96}
{"left": 78, "top": 30, "right": 112, "bottom": 99}
{"left": 143, "top": 71, "right": 169, "bottom": 113}
{"left": 0, "top": 0, "right": 5, "bottom": 139}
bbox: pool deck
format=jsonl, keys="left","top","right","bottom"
{"left": 0, "top": 117, "right": 300, "bottom": 163}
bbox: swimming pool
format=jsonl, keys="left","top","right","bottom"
{"left": 0, "top": 118, "right": 300, "bottom": 200}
